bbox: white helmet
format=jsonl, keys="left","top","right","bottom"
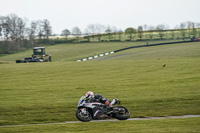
{"left": 85, "top": 91, "right": 94, "bottom": 99}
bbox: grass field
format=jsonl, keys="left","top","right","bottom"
{"left": 0, "top": 40, "right": 186, "bottom": 63}
{"left": 0, "top": 41, "right": 200, "bottom": 132}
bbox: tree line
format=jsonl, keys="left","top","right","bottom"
{"left": 1, "top": 13, "right": 200, "bottom": 54}
{"left": 0, "top": 14, "right": 52, "bottom": 54}
{"left": 61, "top": 22, "right": 200, "bottom": 42}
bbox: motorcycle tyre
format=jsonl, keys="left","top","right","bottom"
{"left": 76, "top": 109, "right": 92, "bottom": 122}
{"left": 114, "top": 106, "right": 130, "bottom": 120}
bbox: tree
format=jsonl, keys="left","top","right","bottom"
{"left": 105, "top": 26, "right": 112, "bottom": 40}
{"left": 34, "top": 20, "right": 44, "bottom": 39}
{"left": 143, "top": 24, "right": 148, "bottom": 31}
{"left": 32, "top": 20, "right": 52, "bottom": 43}
{"left": 173, "top": 25, "right": 180, "bottom": 39}
{"left": 85, "top": 24, "right": 96, "bottom": 41}
{"left": 137, "top": 26, "right": 144, "bottom": 40}
{"left": 43, "top": 19, "right": 52, "bottom": 40}
{"left": 179, "top": 22, "right": 187, "bottom": 40}
{"left": 111, "top": 26, "right": 118, "bottom": 40}
{"left": 156, "top": 24, "right": 166, "bottom": 40}
{"left": 125, "top": 27, "right": 137, "bottom": 41}
{"left": 95, "top": 24, "right": 105, "bottom": 41}
{"left": 148, "top": 25, "right": 155, "bottom": 40}
{"left": 116, "top": 29, "right": 123, "bottom": 41}
{"left": 187, "top": 21, "right": 196, "bottom": 37}
{"left": 105, "top": 26, "right": 112, "bottom": 33}
{"left": 170, "top": 30, "right": 176, "bottom": 40}
{"left": 26, "top": 21, "right": 38, "bottom": 47}
{"left": 85, "top": 24, "right": 96, "bottom": 35}
{"left": 0, "top": 14, "right": 26, "bottom": 41}
{"left": 0, "top": 13, "right": 54, "bottom": 54}
{"left": 62, "top": 29, "right": 70, "bottom": 41}
{"left": 196, "top": 23, "right": 200, "bottom": 37}
{"left": 72, "top": 27, "right": 82, "bottom": 42}
{"left": 85, "top": 24, "right": 105, "bottom": 41}
{"left": 143, "top": 24, "right": 149, "bottom": 39}
{"left": 0, "top": 14, "right": 26, "bottom": 52}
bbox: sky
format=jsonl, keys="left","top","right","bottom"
{"left": 1, "top": 0, "right": 200, "bottom": 34}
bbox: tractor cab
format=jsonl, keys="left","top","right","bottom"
{"left": 33, "top": 47, "right": 46, "bottom": 55}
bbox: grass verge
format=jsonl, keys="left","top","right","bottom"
{"left": 0, "top": 117, "right": 199, "bottom": 133}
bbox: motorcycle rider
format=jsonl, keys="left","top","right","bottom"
{"left": 85, "top": 91, "right": 117, "bottom": 107}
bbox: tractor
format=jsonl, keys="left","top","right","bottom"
{"left": 16, "top": 47, "right": 51, "bottom": 63}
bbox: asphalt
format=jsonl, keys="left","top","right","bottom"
{"left": 1, "top": 115, "right": 200, "bottom": 127}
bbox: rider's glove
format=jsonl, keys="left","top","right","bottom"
{"left": 105, "top": 101, "right": 113, "bottom": 107}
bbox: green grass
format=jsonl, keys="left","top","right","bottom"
{"left": 0, "top": 41, "right": 200, "bottom": 132}
{"left": 1, "top": 118, "right": 200, "bottom": 133}
{"left": 0, "top": 40, "right": 186, "bottom": 62}
{"left": 0, "top": 42, "right": 140, "bottom": 62}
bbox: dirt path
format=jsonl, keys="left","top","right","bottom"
{"left": 1, "top": 115, "right": 200, "bottom": 127}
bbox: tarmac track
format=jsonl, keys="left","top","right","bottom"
{"left": 1, "top": 115, "right": 200, "bottom": 127}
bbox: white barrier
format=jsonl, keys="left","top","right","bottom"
{"left": 77, "top": 51, "right": 114, "bottom": 62}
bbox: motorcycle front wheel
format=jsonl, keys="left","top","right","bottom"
{"left": 76, "top": 108, "right": 92, "bottom": 122}
{"left": 114, "top": 106, "right": 130, "bottom": 120}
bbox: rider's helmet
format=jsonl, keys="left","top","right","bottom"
{"left": 85, "top": 91, "right": 94, "bottom": 99}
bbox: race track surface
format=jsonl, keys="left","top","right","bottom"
{"left": 1, "top": 115, "right": 200, "bottom": 127}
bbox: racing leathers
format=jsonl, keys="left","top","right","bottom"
{"left": 86, "top": 93, "right": 112, "bottom": 107}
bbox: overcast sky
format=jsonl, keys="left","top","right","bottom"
{"left": 1, "top": 0, "right": 200, "bottom": 34}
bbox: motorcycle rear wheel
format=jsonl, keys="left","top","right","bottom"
{"left": 114, "top": 106, "right": 130, "bottom": 120}
{"left": 76, "top": 108, "right": 92, "bottom": 122}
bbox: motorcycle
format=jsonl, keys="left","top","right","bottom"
{"left": 76, "top": 96, "right": 130, "bottom": 122}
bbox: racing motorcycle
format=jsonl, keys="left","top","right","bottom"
{"left": 76, "top": 96, "right": 130, "bottom": 122}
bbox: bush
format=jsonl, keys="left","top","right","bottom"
{"left": 79, "top": 41, "right": 90, "bottom": 43}
{"left": 110, "top": 40, "right": 121, "bottom": 42}
{"left": 124, "top": 39, "right": 131, "bottom": 42}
